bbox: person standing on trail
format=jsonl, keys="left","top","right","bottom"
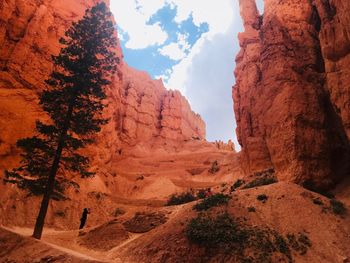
{"left": 79, "top": 208, "right": 90, "bottom": 229}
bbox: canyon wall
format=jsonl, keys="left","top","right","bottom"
{"left": 234, "top": 0, "right": 350, "bottom": 187}
{"left": 0, "top": 0, "right": 205, "bottom": 173}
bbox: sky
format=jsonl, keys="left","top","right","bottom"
{"left": 110, "top": 0, "right": 264, "bottom": 149}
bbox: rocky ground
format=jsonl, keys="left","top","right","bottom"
{"left": 1, "top": 180, "right": 349, "bottom": 262}
{"left": 0, "top": 142, "right": 349, "bottom": 262}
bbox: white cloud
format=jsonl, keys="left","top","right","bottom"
{"left": 110, "top": 0, "right": 234, "bottom": 50}
{"left": 162, "top": 0, "right": 235, "bottom": 92}
{"left": 168, "top": 0, "right": 233, "bottom": 34}
{"left": 158, "top": 32, "right": 190, "bottom": 61}
{"left": 164, "top": 38, "right": 204, "bottom": 93}
{"left": 110, "top": 0, "right": 168, "bottom": 49}
{"left": 135, "top": 0, "right": 166, "bottom": 17}
{"left": 159, "top": 43, "right": 186, "bottom": 60}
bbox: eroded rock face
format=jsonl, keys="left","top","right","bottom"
{"left": 0, "top": 0, "right": 205, "bottom": 173}
{"left": 234, "top": 0, "right": 350, "bottom": 187}
{"left": 120, "top": 66, "right": 205, "bottom": 144}
{"left": 213, "top": 140, "right": 236, "bottom": 152}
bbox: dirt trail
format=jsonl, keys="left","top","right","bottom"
{"left": 0, "top": 226, "right": 107, "bottom": 262}
{"left": 1, "top": 202, "right": 185, "bottom": 262}
{"left": 1, "top": 181, "right": 350, "bottom": 263}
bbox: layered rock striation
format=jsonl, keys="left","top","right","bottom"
{"left": 0, "top": 0, "right": 205, "bottom": 172}
{"left": 120, "top": 66, "right": 205, "bottom": 143}
{"left": 233, "top": 0, "right": 350, "bottom": 187}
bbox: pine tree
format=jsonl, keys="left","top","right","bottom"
{"left": 4, "top": 2, "right": 119, "bottom": 239}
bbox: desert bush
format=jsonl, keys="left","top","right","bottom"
{"left": 330, "top": 199, "right": 347, "bottom": 215}
{"left": 113, "top": 208, "right": 126, "bottom": 217}
{"left": 193, "top": 193, "right": 230, "bottom": 211}
{"left": 208, "top": 161, "right": 219, "bottom": 174}
{"left": 231, "top": 179, "right": 245, "bottom": 191}
{"left": 257, "top": 194, "right": 268, "bottom": 202}
{"left": 312, "top": 198, "right": 323, "bottom": 206}
{"left": 242, "top": 176, "right": 277, "bottom": 189}
{"left": 287, "top": 233, "right": 312, "bottom": 255}
{"left": 186, "top": 213, "right": 294, "bottom": 262}
{"left": 136, "top": 175, "right": 144, "bottom": 180}
{"left": 186, "top": 213, "right": 242, "bottom": 247}
{"left": 54, "top": 210, "right": 65, "bottom": 217}
{"left": 247, "top": 206, "right": 256, "bottom": 212}
{"left": 166, "top": 192, "right": 196, "bottom": 206}
{"left": 88, "top": 191, "right": 108, "bottom": 200}
{"left": 196, "top": 189, "right": 206, "bottom": 199}
{"left": 252, "top": 168, "right": 274, "bottom": 177}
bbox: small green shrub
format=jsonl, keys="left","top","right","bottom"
{"left": 313, "top": 198, "right": 323, "bottom": 206}
{"left": 186, "top": 213, "right": 241, "bottom": 247}
{"left": 275, "top": 234, "right": 290, "bottom": 256}
{"left": 113, "top": 208, "right": 126, "bottom": 217}
{"left": 302, "top": 180, "right": 334, "bottom": 198}
{"left": 247, "top": 206, "right": 256, "bottom": 212}
{"left": 257, "top": 194, "right": 268, "bottom": 202}
{"left": 287, "top": 233, "right": 311, "bottom": 255}
{"left": 243, "top": 176, "right": 277, "bottom": 189}
{"left": 88, "top": 191, "right": 108, "bottom": 200}
{"left": 330, "top": 199, "right": 347, "bottom": 215}
{"left": 253, "top": 168, "right": 275, "bottom": 177}
{"left": 231, "top": 179, "right": 245, "bottom": 191}
{"left": 186, "top": 213, "right": 293, "bottom": 262}
{"left": 196, "top": 189, "right": 206, "bottom": 199}
{"left": 298, "top": 233, "right": 312, "bottom": 248}
{"left": 136, "top": 175, "right": 144, "bottom": 180}
{"left": 193, "top": 193, "right": 230, "bottom": 211}
{"left": 54, "top": 210, "right": 65, "bottom": 217}
{"left": 166, "top": 192, "right": 196, "bottom": 206}
{"left": 208, "top": 160, "right": 219, "bottom": 174}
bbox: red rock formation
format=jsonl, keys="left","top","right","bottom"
{"left": 213, "top": 140, "right": 236, "bottom": 152}
{"left": 234, "top": 0, "right": 350, "bottom": 187}
{"left": 119, "top": 65, "right": 205, "bottom": 144}
{"left": 0, "top": 0, "right": 205, "bottom": 173}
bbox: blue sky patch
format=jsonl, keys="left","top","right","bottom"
{"left": 119, "top": 4, "right": 209, "bottom": 79}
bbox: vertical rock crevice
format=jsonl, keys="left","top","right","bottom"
{"left": 311, "top": 1, "right": 350, "bottom": 185}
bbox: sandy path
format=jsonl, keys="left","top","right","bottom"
{"left": 2, "top": 226, "right": 111, "bottom": 262}
{"left": 2, "top": 202, "right": 184, "bottom": 262}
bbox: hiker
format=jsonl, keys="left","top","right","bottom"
{"left": 79, "top": 208, "right": 90, "bottom": 229}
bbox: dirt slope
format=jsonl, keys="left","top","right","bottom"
{"left": 2, "top": 182, "right": 348, "bottom": 263}
{"left": 0, "top": 227, "right": 104, "bottom": 262}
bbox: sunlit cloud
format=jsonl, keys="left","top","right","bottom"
{"left": 110, "top": 0, "right": 168, "bottom": 49}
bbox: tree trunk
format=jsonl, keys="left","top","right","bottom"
{"left": 32, "top": 102, "right": 75, "bottom": 239}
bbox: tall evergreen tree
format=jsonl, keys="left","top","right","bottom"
{"left": 4, "top": 2, "right": 119, "bottom": 239}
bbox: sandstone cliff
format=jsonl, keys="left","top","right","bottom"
{"left": 233, "top": 0, "right": 350, "bottom": 187}
{"left": 0, "top": 0, "right": 205, "bottom": 173}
